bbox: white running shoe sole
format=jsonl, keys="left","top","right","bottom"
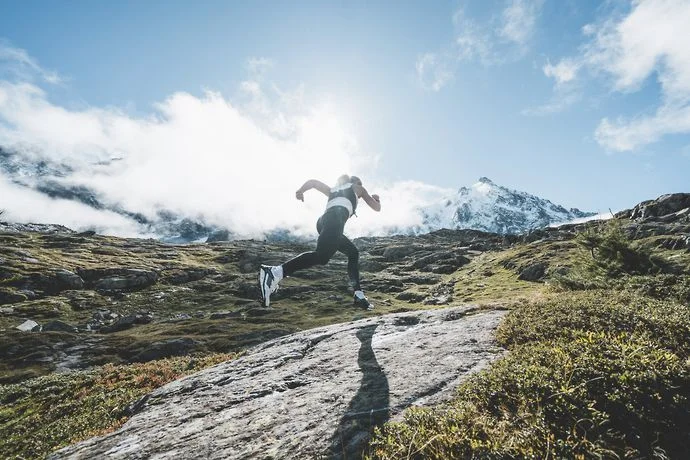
{"left": 259, "top": 266, "right": 273, "bottom": 307}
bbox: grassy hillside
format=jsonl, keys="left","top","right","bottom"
{"left": 1, "top": 217, "right": 689, "bottom": 458}
{"left": 368, "top": 220, "right": 690, "bottom": 459}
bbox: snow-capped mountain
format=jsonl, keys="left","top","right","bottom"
{"left": 417, "top": 177, "right": 595, "bottom": 235}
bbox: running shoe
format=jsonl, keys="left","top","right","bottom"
{"left": 353, "top": 290, "right": 374, "bottom": 310}
{"left": 259, "top": 265, "right": 280, "bottom": 307}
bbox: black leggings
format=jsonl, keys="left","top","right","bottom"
{"left": 282, "top": 207, "right": 360, "bottom": 290}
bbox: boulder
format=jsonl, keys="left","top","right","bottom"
{"left": 396, "top": 291, "right": 426, "bottom": 302}
{"left": 518, "top": 262, "right": 548, "bottom": 282}
{"left": 210, "top": 310, "right": 243, "bottom": 320}
{"left": 16, "top": 320, "right": 39, "bottom": 332}
{"left": 25, "top": 270, "right": 84, "bottom": 294}
{"left": 78, "top": 267, "right": 158, "bottom": 283}
{"left": 411, "top": 252, "right": 470, "bottom": 271}
{"left": 42, "top": 320, "right": 78, "bottom": 333}
{"left": 101, "top": 312, "right": 154, "bottom": 333}
{"left": 629, "top": 193, "right": 690, "bottom": 221}
{"left": 131, "top": 338, "right": 197, "bottom": 362}
{"left": 81, "top": 269, "right": 159, "bottom": 291}
{"left": 0, "top": 288, "right": 28, "bottom": 305}
{"left": 53, "top": 269, "right": 84, "bottom": 290}
{"left": 53, "top": 306, "right": 506, "bottom": 460}
{"left": 382, "top": 245, "right": 422, "bottom": 261}
{"left": 164, "top": 268, "right": 215, "bottom": 285}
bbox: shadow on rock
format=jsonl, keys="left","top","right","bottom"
{"left": 329, "top": 324, "right": 390, "bottom": 459}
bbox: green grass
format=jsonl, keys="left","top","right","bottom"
{"left": 3, "top": 221, "right": 689, "bottom": 458}
{"left": 367, "top": 222, "right": 690, "bottom": 459}
{"left": 0, "top": 353, "right": 236, "bottom": 459}
{"left": 367, "top": 291, "right": 690, "bottom": 459}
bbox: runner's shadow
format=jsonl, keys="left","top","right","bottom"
{"left": 329, "top": 324, "right": 390, "bottom": 459}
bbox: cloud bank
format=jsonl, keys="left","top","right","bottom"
{"left": 538, "top": 0, "right": 690, "bottom": 151}
{"left": 0, "top": 50, "right": 450, "bottom": 239}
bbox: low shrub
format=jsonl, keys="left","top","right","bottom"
{"left": 368, "top": 332, "right": 689, "bottom": 459}
{"left": 368, "top": 290, "right": 690, "bottom": 459}
{"left": 0, "top": 353, "right": 235, "bottom": 459}
{"left": 497, "top": 291, "right": 690, "bottom": 357}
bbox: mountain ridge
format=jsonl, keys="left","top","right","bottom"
{"left": 1, "top": 146, "right": 596, "bottom": 240}
{"left": 417, "top": 176, "right": 595, "bottom": 235}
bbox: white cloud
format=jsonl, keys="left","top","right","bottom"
{"left": 0, "top": 55, "right": 449, "bottom": 239}
{"left": 583, "top": 0, "right": 690, "bottom": 97}
{"left": 415, "top": 52, "right": 455, "bottom": 92}
{"left": 523, "top": 58, "right": 582, "bottom": 116}
{"left": 595, "top": 103, "right": 690, "bottom": 151}
{"left": 346, "top": 180, "right": 452, "bottom": 236}
{"left": 0, "top": 41, "right": 64, "bottom": 84}
{"left": 0, "top": 175, "right": 148, "bottom": 237}
{"left": 538, "top": 0, "right": 690, "bottom": 150}
{"left": 499, "top": 0, "right": 545, "bottom": 47}
{"left": 586, "top": 0, "right": 690, "bottom": 150}
{"left": 452, "top": 9, "right": 496, "bottom": 64}
{"left": 0, "top": 79, "right": 367, "bottom": 237}
{"left": 543, "top": 58, "right": 580, "bottom": 85}
{"left": 417, "top": 1, "right": 544, "bottom": 91}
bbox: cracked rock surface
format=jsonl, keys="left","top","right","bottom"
{"left": 53, "top": 305, "right": 506, "bottom": 459}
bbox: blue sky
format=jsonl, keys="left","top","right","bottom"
{"left": 0, "top": 0, "right": 689, "bottom": 236}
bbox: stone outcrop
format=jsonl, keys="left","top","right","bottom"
{"left": 77, "top": 268, "right": 159, "bottom": 292}
{"left": 52, "top": 305, "right": 506, "bottom": 460}
{"left": 518, "top": 262, "right": 548, "bottom": 282}
{"left": 626, "top": 193, "right": 690, "bottom": 221}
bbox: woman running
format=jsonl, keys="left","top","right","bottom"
{"left": 259, "top": 174, "right": 381, "bottom": 309}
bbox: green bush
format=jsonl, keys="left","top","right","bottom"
{"left": 368, "top": 332, "right": 689, "bottom": 459}
{"left": 368, "top": 291, "right": 690, "bottom": 459}
{"left": 554, "top": 220, "right": 675, "bottom": 292}
{"left": 497, "top": 291, "right": 690, "bottom": 357}
{"left": 623, "top": 274, "right": 690, "bottom": 306}
{"left": 573, "top": 221, "right": 667, "bottom": 277}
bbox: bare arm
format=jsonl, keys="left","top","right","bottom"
{"left": 353, "top": 184, "right": 381, "bottom": 212}
{"left": 295, "top": 179, "right": 330, "bottom": 201}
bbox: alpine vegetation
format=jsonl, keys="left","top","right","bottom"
{"left": 1, "top": 192, "right": 688, "bottom": 459}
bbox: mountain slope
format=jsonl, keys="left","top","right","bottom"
{"left": 419, "top": 177, "right": 595, "bottom": 234}
{"left": 2, "top": 146, "right": 596, "bottom": 239}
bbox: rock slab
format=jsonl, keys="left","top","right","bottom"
{"left": 52, "top": 305, "right": 506, "bottom": 460}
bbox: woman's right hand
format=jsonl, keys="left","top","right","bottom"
{"left": 296, "top": 190, "right": 305, "bottom": 201}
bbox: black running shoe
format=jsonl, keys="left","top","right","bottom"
{"left": 353, "top": 290, "right": 373, "bottom": 310}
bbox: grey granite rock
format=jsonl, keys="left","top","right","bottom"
{"left": 52, "top": 305, "right": 506, "bottom": 460}
{"left": 16, "top": 319, "right": 39, "bottom": 332}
